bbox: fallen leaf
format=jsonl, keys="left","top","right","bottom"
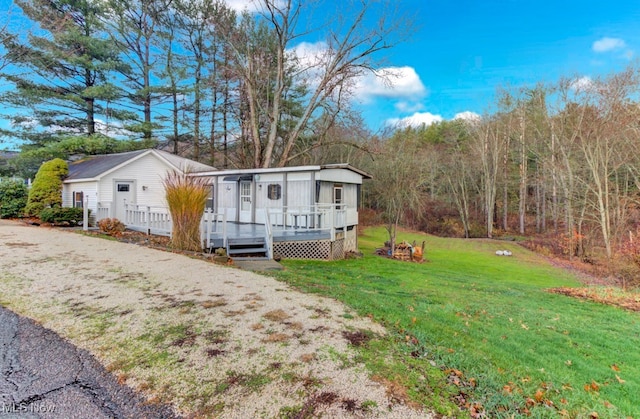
{"left": 521, "top": 323, "right": 529, "bottom": 330}
{"left": 585, "top": 380, "right": 600, "bottom": 392}
{"left": 611, "top": 364, "right": 620, "bottom": 372}
{"left": 616, "top": 375, "right": 625, "bottom": 384}
{"left": 604, "top": 400, "right": 614, "bottom": 408}
{"left": 534, "top": 389, "right": 545, "bottom": 402}
{"left": 565, "top": 360, "right": 572, "bottom": 366}
{"left": 590, "top": 412, "right": 599, "bottom": 419}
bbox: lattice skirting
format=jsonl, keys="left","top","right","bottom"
{"left": 274, "top": 239, "right": 345, "bottom": 260}
{"left": 344, "top": 227, "right": 358, "bottom": 252}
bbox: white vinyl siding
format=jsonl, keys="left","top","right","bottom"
{"left": 62, "top": 182, "right": 98, "bottom": 215}
{"left": 98, "top": 153, "right": 172, "bottom": 210}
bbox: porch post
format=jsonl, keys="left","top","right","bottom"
{"left": 82, "top": 195, "right": 89, "bottom": 231}
{"left": 146, "top": 206, "right": 151, "bottom": 235}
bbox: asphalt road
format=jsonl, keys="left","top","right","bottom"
{"left": 0, "top": 306, "right": 178, "bottom": 419}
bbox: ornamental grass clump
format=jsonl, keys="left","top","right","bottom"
{"left": 163, "top": 170, "right": 210, "bottom": 252}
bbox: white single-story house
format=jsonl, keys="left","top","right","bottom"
{"left": 63, "top": 149, "right": 371, "bottom": 260}
{"left": 63, "top": 149, "right": 215, "bottom": 221}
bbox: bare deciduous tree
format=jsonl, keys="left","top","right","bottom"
{"left": 226, "top": 0, "right": 412, "bottom": 168}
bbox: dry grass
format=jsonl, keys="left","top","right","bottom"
{"left": 262, "top": 309, "right": 291, "bottom": 322}
{"left": 200, "top": 298, "right": 227, "bottom": 309}
{"left": 262, "top": 333, "right": 291, "bottom": 343}
{"left": 162, "top": 170, "right": 210, "bottom": 252}
{"left": 300, "top": 353, "right": 316, "bottom": 363}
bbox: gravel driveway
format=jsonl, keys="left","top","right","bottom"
{"left": 0, "top": 220, "right": 429, "bottom": 418}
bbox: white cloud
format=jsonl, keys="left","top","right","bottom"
{"left": 223, "top": 0, "right": 258, "bottom": 12}
{"left": 386, "top": 112, "right": 443, "bottom": 128}
{"left": 394, "top": 101, "right": 425, "bottom": 114}
{"left": 592, "top": 37, "right": 626, "bottom": 53}
{"left": 290, "top": 41, "right": 328, "bottom": 69}
{"left": 570, "top": 76, "right": 594, "bottom": 92}
{"left": 224, "top": 0, "right": 286, "bottom": 13}
{"left": 355, "top": 66, "right": 427, "bottom": 101}
{"left": 454, "top": 111, "right": 481, "bottom": 122}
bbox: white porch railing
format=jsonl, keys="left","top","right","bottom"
{"left": 124, "top": 204, "right": 172, "bottom": 236}
{"left": 96, "top": 202, "right": 112, "bottom": 221}
{"left": 94, "top": 202, "right": 351, "bottom": 257}
{"left": 268, "top": 204, "right": 347, "bottom": 240}
{"left": 202, "top": 209, "right": 228, "bottom": 249}
{"left": 262, "top": 209, "right": 273, "bottom": 259}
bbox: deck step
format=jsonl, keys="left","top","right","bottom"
{"left": 227, "top": 247, "right": 267, "bottom": 255}
{"left": 228, "top": 237, "right": 265, "bottom": 246}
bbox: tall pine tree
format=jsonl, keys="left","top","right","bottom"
{"left": 0, "top": 0, "right": 126, "bottom": 146}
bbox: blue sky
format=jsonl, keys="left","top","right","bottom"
{"left": 345, "top": 0, "right": 640, "bottom": 130}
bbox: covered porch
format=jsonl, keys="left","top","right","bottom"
{"left": 95, "top": 203, "right": 351, "bottom": 260}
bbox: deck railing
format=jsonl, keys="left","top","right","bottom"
{"left": 202, "top": 209, "right": 227, "bottom": 249}
{"left": 96, "top": 202, "right": 112, "bottom": 221}
{"left": 262, "top": 209, "right": 273, "bottom": 259}
{"left": 94, "top": 202, "right": 350, "bottom": 257}
{"left": 124, "top": 204, "right": 172, "bottom": 236}
{"left": 268, "top": 204, "right": 347, "bottom": 239}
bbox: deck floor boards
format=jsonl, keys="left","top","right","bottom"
{"left": 205, "top": 222, "right": 331, "bottom": 243}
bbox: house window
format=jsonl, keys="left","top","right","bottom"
{"left": 267, "top": 184, "right": 281, "bottom": 200}
{"left": 333, "top": 185, "right": 343, "bottom": 208}
{"left": 117, "top": 184, "right": 130, "bottom": 192}
{"left": 73, "top": 191, "right": 84, "bottom": 208}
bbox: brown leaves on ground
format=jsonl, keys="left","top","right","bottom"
{"left": 548, "top": 287, "right": 640, "bottom": 312}
{"left": 371, "top": 375, "right": 420, "bottom": 409}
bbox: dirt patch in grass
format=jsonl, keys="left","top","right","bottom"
{"left": 342, "top": 330, "right": 373, "bottom": 347}
{"left": 548, "top": 287, "right": 640, "bottom": 312}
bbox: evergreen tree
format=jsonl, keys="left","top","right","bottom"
{"left": 0, "top": 0, "right": 126, "bottom": 146}
{"left": 25, "top": 157, "right": 68, "bottom": 216}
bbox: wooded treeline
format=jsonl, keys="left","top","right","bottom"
{"left": 359, "top": 67, "right": 640, "bottom": 266}
{"left": 0, "top": 0, "right": 405, "bottom": 174}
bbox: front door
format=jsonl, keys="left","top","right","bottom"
{"left": 239, "top": 180, "right": 252, "bottom": 223}
{"left": 114, "top": 181, "right": 134, "bottom": 222}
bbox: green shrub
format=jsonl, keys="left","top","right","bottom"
{"left": 0, "top": 179, "right": 28, "bottom": 218}
{"left": 25, "top": 158, "right": 68, "bottom": 216}
{"left": 40, "top": 207, "right": 86, "bottom": 225}
{"left": 97, "top": 218, "right": 126, "bottom": 236}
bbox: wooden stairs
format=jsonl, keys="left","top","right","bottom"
{"left": 227, "top": 237, "right": 268, "bottom": 260}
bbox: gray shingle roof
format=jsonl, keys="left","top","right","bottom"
{"left": 66, "top": 149, "right": 216, "bottom": 180}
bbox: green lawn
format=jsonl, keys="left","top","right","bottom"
{"left": 273, "top": 227, "right": 640, "bottom": 418}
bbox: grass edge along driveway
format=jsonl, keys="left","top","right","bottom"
{"left": 274, "top": 227, "right": 640, "bottom": 418}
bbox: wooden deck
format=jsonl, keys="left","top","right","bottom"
{"left": 205, "top": 221, "right": 331, "bottom": 249}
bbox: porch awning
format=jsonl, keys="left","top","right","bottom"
{"left": 223, "top": 174, "right": 253, "bottom": 182}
